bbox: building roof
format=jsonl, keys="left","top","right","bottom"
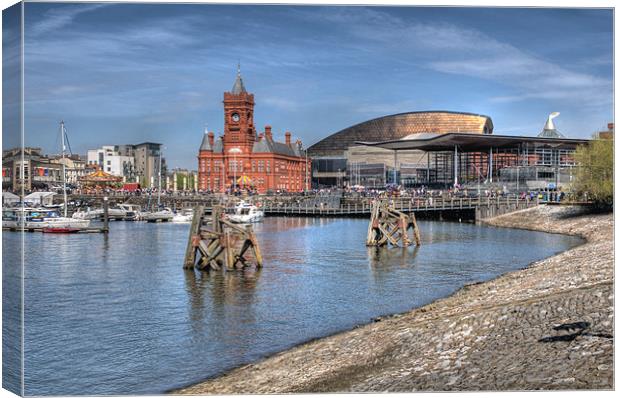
{"left": 213, "top": 137, "right": 224, "bottom": 153}
{"left": 538, "top": 128, "right": 565, "bottom": 139}
{"left": 253, "top": 137, "right": 303, "bottom": 157}
{"left": 308, "top": 110, "right": 494, "bottom": 157}
{"left": 2, "top": 191, "right": 20, "bottom": 201}
{"left": 231, "top": 65, "right": 247, "bottom": 95}
{"left": 357, "top": 132, "right": 589, "bottom": 152}
{"left": 199, "top": 131, "right": 212, "bottom": 151}
{"left": 538, "top": 112, "right": 565, "bottom": 138}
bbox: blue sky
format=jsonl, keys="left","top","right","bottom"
{"left": 2, "top": 2, "right": 614, "bottom": 169}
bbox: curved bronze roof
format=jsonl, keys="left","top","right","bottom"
{"left": 308, "top": 111, "right": 493, "bottom": 156}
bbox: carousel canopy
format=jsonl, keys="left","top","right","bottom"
{"left": 237, "top": 175, "right": 252, "bottom": 185}
{"left": 80, "top": 169, "right": 122, "bottom": 184}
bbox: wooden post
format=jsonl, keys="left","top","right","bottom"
{"left": 183, "top": 205, "right": 204, "bottom": 269}
{"left": 102, "top": 196, "right": 109, "bottom": 233}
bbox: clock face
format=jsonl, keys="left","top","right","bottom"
{"left": 231, "top": 113, "right": 240, "bottom": 122}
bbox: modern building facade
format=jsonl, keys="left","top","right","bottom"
{"left": 197, "top": 67, "right": 310, "bottom": 193}
{"left": 87, "top": 143, "right": 165, "bottom": 188}
{"left": 87, "top": 146, "right": 135, "bottom": 179}
{"left": 358, "top": 131, "right": 588, "bottom": 190}
{"left": 308, "top": 111, "right": 493, "bottom": 187}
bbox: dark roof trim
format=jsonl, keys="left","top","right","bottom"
{"left": 356, "top": 133, "right": 589, "bottom": 152}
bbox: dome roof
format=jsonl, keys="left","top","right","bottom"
{"left": 308, "top": 111, "right": 493, "bottom": 157}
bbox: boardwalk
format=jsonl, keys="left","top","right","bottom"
{"left": 66, "top": 194, "right": 539, "bottom": 220}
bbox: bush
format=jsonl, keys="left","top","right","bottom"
{"left": 572, "top": 135, "right": 613, "bottom": 209}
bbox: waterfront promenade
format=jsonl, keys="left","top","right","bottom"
{"left": 174, "top": 205, "right": 613, "bottom": 393}
{"left": 66, "top": 192, "right": 539, "bottom": 220}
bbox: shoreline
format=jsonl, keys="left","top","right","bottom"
{"left": 173, "top": 205, "right": 613, "bottom": 393}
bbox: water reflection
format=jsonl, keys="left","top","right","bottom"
{"left": 367, "top": 245, "right": 420, "bottom": 270}
{"left": 6, "top": 218, "right": 584, "bottom": 395}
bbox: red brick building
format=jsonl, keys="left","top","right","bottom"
{"left": 198, "top": 68, "right": 310, "bottom": 193}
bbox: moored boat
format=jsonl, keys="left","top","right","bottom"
{"left": 3, "top": 207, "right": 91, "bottom": 229}
{"left": 172, "top": 208, "right": 193, "bottom": 223}
{"left": 227, "top": 201, "right": 264, "bottom": 223}
{"left": 144, "top": 207, "right": 174, "bottom": 222}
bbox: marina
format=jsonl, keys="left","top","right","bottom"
{"left": 1, "top": 3, "right": 613, "bottom": 395}
{"left": 3, "top": 217, "right": 582, "bottom": 395}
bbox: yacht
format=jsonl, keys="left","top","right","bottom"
{"left": 72, "top": 206, "right": 127, "bottom": 220}
{"left": 3, "top": 207, "right": 90, "bottom": 229}
{"left": 227, "top": 201, "right": 264, "bottom": 223}
{"left": 144, "top": 207, "right": 174, "bottom": 222}
{"left": 118, "top": 204, "right": 143, "bottom": 221}
{"left": 172, "top": 208, "right": 194, "bottom": 223}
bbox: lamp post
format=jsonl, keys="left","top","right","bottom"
{"left": 229, "top": 147, "right": 242, "bottom": 193}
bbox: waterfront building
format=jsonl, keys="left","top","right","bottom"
{"left": 2, "top": 147, "right": 64, "bottom": 192}
{"left": 87, "top": 145, "right": 136, "bottom": 182}
{"left": 359, "top": 130, "right": 587, "bottom": 191}
{"left": 197, "top": 67, "right": 310, "bottom": 193}
{"left": 309, "top": 111, "right": 589, "bottom": 191}
{"left": 596, "top": 123, "right": 614, "bottom": 140}
{"left": 50, "top": 154, "right": 88, "bottom": 184}
{"left": 308, "top": 111, "right": 493, "bottom": 187}
{"left": 86, "top": 143, "right": 165, "bottom": 188}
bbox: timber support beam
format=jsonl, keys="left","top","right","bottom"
{"left": 366, "top": 200, "right": 421, "bottom": 247}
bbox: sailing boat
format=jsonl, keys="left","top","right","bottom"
{"left": 2, "top": 121, "right": 91, "bottom": 231}
{"left": 43, "top": 121, "right": 92, "bottom": 230}
{"left": 143, "top": 146, "right": 173, "bottom": 222}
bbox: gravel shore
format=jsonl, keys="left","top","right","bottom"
{"left": 174, "top": 205, "right": 613, "bottom": 393}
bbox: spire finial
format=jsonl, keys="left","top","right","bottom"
{"left": 237, "top": 61, "right": 241, "bottom": 76}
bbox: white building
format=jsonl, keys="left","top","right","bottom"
{"left": 87, "top": 146, "right": 135, "bottom": 181}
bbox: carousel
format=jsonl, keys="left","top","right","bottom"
{"left": 79, "top": 169, "right": 122, "bottom": 192}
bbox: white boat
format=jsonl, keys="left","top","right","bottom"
{"left": 3, "top": 207, "right": 90, "bottom": 229}
{"left": 172, "top": 208, "right": 193, "bottom": 223}
{"left": 118, "top": 204, "right": 143, "bottom": 221}
{"left": 72, "top": 207, "right": 127, "bottom": 220}
{"left": 144, "top": 207, "right": 174, "bottom": 222}
{"left": 227, "top": 201, "right": 264, "bottom": 223}
{"left": 142, "top": 148, "right": 172, "bottom": 223}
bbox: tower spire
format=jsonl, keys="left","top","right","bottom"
{"left": 231, "top": 62, "right": 247, "bottom": 94}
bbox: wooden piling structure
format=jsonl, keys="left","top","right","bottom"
{"left": 184, "top": 205, "right": 263, "bottom": 271}
{"left": 366, "top": 200, "right": 421, "bottom": 247}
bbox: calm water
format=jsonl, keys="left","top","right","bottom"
{"left": 2, "top": 218, "right": 582, "bottom": 395}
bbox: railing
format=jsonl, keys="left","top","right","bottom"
{"left": 65, "top": 193, "right": 539, "bottom": 217}
{"left": 256, "top": 196, "right": 538, "bottom": 216}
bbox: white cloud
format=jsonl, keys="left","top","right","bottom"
{"left": 298, "top": 7, "right": 612, "bottom": 107}
{"left": 29, "top": 3, "right": 111, "bottom": 37}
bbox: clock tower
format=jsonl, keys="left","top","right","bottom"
{"left": 223, "top": 65, "right": 256, "bottom": 153}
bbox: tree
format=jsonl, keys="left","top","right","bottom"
{"left": 572, "top": 135, "right": 613, "bottom": 209}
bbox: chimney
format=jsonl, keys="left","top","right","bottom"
{"left": 608, "top": 123, "right": 614, "bottom": 131}
{"left": 208, "top": 131, "right": 214, "bottom": 147}
{"left": 285, "top": 131, "right": 291, "bottom": 145}
{"left": 265, "top": 125, "right": 272, "bottom": 140}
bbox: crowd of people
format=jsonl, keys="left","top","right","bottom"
{"left": 11, "top": 182, "right": 568, "bottom": 204}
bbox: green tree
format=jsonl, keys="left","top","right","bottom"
{"left": 572, "top": 135, "right": 613, "bottom": 209}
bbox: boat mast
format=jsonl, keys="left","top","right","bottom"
{"left": 61, "top": 120, "right": 67, "bottom": 217}
{"left": 157, "top": 146, "right": 162, "bottom": 207}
